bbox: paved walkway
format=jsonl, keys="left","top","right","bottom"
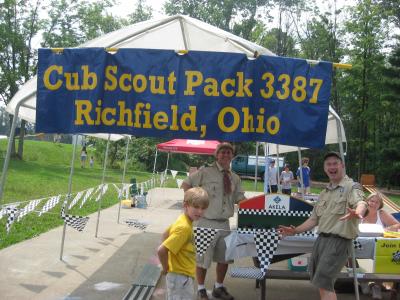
{"left": 0, "top": 188, "right": 375, "bottom": 300}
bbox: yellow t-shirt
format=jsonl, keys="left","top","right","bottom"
{"left": 162, "top": 214, "right": 195, "bottom": 277}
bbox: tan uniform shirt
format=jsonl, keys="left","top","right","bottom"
{"left": 310, "top": 175, "right": 366, "bottom": 239}
{"left": 183, "top": 162, "right": 245, "bottom": 220}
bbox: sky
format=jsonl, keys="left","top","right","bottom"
{"left": 110, "top": 0, "right": 355, "bottom": 19}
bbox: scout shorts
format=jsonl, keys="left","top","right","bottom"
{"left": 309, "top": 234, "right": 352, "bottom": 291}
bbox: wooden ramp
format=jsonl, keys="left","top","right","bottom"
{"left": 360, "top": 174, "right": 400, "bottom": 212}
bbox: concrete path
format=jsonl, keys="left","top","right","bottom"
{"left": 0, "top": 188, "right": 377, "bottom": 300}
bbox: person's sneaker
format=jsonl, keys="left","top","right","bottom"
{"left": 212, "top": 286, "right": 234, "bottom": 300}
{"left": 198, "top": 289, "right": 209, "bottom": 300}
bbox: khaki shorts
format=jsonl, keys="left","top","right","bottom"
{"left": 195, "top": 218, "right": 232, "bottom": 269}
{"left": 166, "top": 273, "right": 194, "bottom": 300}
{"left": 309, "top": 235, "right": 351, "bottom": 291}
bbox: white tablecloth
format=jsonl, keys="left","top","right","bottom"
{"left": 225, "top": 232, "right": 377, "bottom": 261}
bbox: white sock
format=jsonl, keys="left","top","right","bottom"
{"left": 198, "top": 284, "right": 206, "bottom": 291}
{"left": 215, "top": 282, "right": 224, "bottom": 288}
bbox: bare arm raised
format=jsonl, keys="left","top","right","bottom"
{"left": 278, "top": 217, "right": 318, "bottom": 236}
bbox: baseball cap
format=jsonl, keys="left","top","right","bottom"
{"left": 215, "top": 142, "right": 234, "bottom": 155}
{"left": 323, "top": 151, "right": 342, "bottom": 161}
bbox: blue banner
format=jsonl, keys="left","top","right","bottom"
{"left": 36, "top": 48, "right": 332, "bottom": 148}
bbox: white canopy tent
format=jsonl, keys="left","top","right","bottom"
{"left": 2, "top": 16, "right": 356, "bottom": 286}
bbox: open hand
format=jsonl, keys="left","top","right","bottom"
{"left": 339, "top": 208, "right": 363, "bottom": 221}
{"left": 277, "top": 225, "right": 296, "bottom": 236}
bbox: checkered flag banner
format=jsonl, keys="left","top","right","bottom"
{"left": 62, "top": 213, "right": 89, "bottom": 232}
{"left": 238, "top": 209, "right": 311, "bottom": 218}
{"left": 194, "top": 227, "right": 218, "bottom": 256}
{"left": 93, "top": 184, "right": 103, "bottom": 195}
{"left": 253, "top": 229, "right": 281, "bottom": 277}
{"left": 39, "top": 195, "right": 61, "bottom": 216}
{"left": 6, "top": 207, "right": 20, "bottom": 234}
{"left": 79, "top": 188, "right": 94, "bottom": 208}
{"left": 112, "top": 183, "right": 121, "bottom": 197}
{"left": 297, "top": 230, "right": 316, "bottom": 237}
{"left": 353, "top": 239, "right": 362, "bottom": 250}
{"left": 0, "top": 207, "right": 7, "bottom": 221}
{"left": 68, "top": 191, "right": 83, "bottom": 210}
{"left": 18, "top": 199, "right": 42, "bottom": 222}
{"left": 95, "top": 184, "right": 108, "bottom": 202}
{"left": 125, "top": 219, "right": 148, "bottom": 230}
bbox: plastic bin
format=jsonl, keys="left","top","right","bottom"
{"left": 288, "top": 256, "right": 308, "bottom": 272}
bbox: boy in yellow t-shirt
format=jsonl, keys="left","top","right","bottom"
{"left": 157, "top": 187, "right": 209, "bottom": 300}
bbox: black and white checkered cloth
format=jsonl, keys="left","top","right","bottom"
{"left": 124, "top": 219, "right": 148, "bottom": 230}
{"left": 230, "top": 266, "right": 264, "bottom": 280}
{"left": 238, "top": 209, "right": 311, "bottom": 217}
{"left": 18, "top": 199, "right": 42, "bottom": 222}
{"left": 6, "top": 207, "right": 20, "bottom": 234}
{"left": 62, "top": 213, "right": 89, "bottom": 232}
{"left": 39, "top": 195, "right": 61, "bottom": 216}
{"left": 68, "top": 191, "right": 83, "bottom": 210}
{"left": 253, "top": 229, "right": 281, "bottom": 277}
{"left": 194, "top": 227, "right": 218, "bottom": 256}
{"left": 79, "top": 188, "right": 94, "bottom": 208}
{"left": 393, "top": 250, "right": 400, "bottom": 262}
{"left": 353, "top": 239, "right": 362, "bottom": 250}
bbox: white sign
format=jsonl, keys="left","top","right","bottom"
{"left": 265, "top": 194, "right": 290, "bottom": 212}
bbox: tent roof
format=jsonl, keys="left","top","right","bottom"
{"left": 157, "top": 139, "right": 220, "bottom": 155}
{"left": 6, "top": 15, "right": 274, "bottom": 123}
{"left": 85, "top": 133, "right": 127, "bottom": 142}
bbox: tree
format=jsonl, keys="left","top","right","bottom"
{"left": 379, "top": 40, "right": 400, "bottom": 187}
{"left": 298, "top": 1, "right": 346, "bottom": 115}
{"left": 125, "top": 0, "right": 153, "bottom": 24}
{"left": 343, "top": 0, "right": 387, "bottom": 178}
{"left": 163, "top": 0, "right": 270, "bottom": 40}
{"left": 0, "top": 0, "right": 42, "bottom": 158}
{"left": 41, "top": 0, "right": 122, "bottom": 48}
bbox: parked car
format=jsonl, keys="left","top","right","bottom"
{"left": 231, "top": 155, "right": 284, "bottom": 180}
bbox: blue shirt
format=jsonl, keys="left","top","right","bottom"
{"left": 296, "top": 166, "right": 310, "bottom": 187}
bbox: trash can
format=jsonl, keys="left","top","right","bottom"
{"left": 136, "top": 195, "right": 147, "bottom": 208}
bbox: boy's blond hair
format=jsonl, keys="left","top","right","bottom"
{"left": 184, "top": 187, "right": 209, "bottom": 208}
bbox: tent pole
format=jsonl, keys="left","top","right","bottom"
{"left": 60, "top": 134, "right": 78, "bottom": 260}
{"left": 95, "top": 134, "right": 111, "bottom": 238}
{"left": 152, "top": 149, "right": 158, "bottom": 175}
{"left": 276, "top": 144, "right": 280, "bottom": 193}
{"left": 297, "top": 148, "right": 305, "bottom": 199}
{"left": 117, "top": 136, "right": 130, "bottom": 224}
{"left": 335, "top": 116, "right": 346, "bottom": 173}
{"left": 165, "top": 152, "right": 170, "bottom": 173}
{"left": 0, "top": 101, "right": 23, "bottom": 204}
{"left": 254, "top": 141, "right": 259, "bottom": 190}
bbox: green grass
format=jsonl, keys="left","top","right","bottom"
{"left": 0, "top": 139, "right": 153, "bottom": 250}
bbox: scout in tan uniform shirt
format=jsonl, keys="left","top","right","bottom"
{"left": 182, "top": 142, "right": 246, "bottom": 300}
{"left": 279, "top": 152, "right": 367, "bottom": 300}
